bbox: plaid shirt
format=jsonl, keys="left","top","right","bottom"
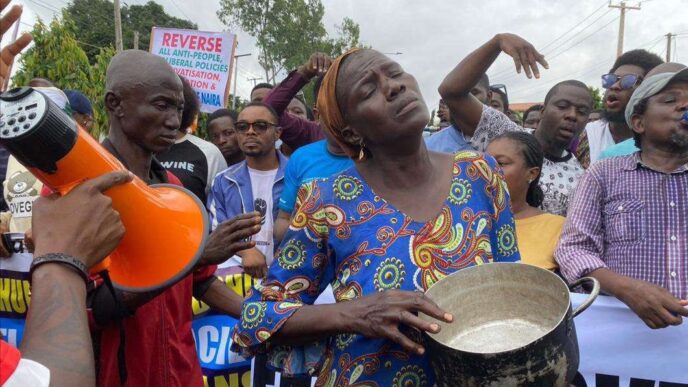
{"left": 556, "top": 152, "right": 688, "bottom": 299}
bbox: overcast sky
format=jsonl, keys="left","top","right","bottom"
{"left": 7, "top": 0, "right": 688, "bottom": 112}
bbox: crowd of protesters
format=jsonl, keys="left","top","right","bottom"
{"left": 0, "top": 0, "right": 686, "bottom": 386}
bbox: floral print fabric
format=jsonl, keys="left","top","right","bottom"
{"left": 231, "top": 151, "right": 520, "bottom": 386}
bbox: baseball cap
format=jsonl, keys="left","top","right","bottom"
{"left": 64, "top": 89, "right": 93, "bottom": 116}
{"left": 625, "top": 67, "right": 688, "bottom": 126}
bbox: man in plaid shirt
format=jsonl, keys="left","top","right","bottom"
{"left": 557, "top": 63, "right": 688, "bottom": 329}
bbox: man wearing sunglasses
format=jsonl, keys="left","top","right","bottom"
{"left": 579, "top": 50, "right": 663, "bottom": 165}
{"left": 208, "top": 102, "right": 286, "bottom": 280}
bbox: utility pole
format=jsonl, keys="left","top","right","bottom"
{"left": 248, "top": 77, "right": 262, "bottom": 87}
{"left": 665, "top": 33, "right": 674, "bottom": 62}
{"left": 113, "top": 0, "right": 123, "bottom": 52}
{"left": 609, "top": 1, "right": 641, "bottom": 57}
{"left": 231, "top": 53, "right": 251, "bottom": 109}
{"left": 133, "top": 31, "right": 139, "bottom": 50}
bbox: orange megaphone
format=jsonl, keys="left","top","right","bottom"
{"left": 0, "top": 87, "right": 208, "bottom": 293}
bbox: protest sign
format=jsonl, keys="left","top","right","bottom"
{"left": 572, "top": 293, "right": 687, "bottom": 387}
{"left": 150, "top": 27, "right": 236, "bottom": 113}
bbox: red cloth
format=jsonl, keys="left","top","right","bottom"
{"left": 97, "top": 266, "right": 215, "bottom": 387}
{"left": 0, "top": 341, "right": 21, "bottom": 385}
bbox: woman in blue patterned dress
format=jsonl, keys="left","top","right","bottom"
{"left": 231, "top": 49, "right": 520, "bottom": 386}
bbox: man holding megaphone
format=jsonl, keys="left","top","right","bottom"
{"left": 85, "top": 50, "right": 262, "bottom": 387}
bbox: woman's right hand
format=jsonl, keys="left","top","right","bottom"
{"left": 344, "top": 290, "right": 453, "bottom": 355}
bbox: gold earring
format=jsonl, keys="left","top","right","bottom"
{"left": 358, "top": 142, "right": 366, "bottom": 161}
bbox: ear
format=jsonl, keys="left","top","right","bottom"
{"left": 104, "top": 91, "right": 124, "bottom": 117}
{"left": 312, "top": 107, "right": 319, "bottom": 121}
{"left": 526, "top": 166, "right": 540, "bottom": 183}
{"left": 273, "top": 126, "right": 283, "bottom": 140}
{"left": 630, "top": 114, "right": 645, "bottom": 138}
{"left": 340, "top": 125, "right": 362, "bottom": 147}
{"left": 486, "top": 90, "right": 494, "bottom": 104}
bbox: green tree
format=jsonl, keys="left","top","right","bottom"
{"left": 589, "top": 86, "right": 603, "bottom": 111}
{"left": 63, "top": 0, "right": 197, "bottom": 63}
{"left": 217, "top": 0, "right": 361, "bottom": 84}
{"left": 13, "top": 18, "right": 115, "bottom": 139}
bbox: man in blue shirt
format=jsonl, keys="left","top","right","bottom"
{"left": 425, "top": 74, "right": 492, "bottom": 153}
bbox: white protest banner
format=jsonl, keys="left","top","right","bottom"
{"left": 150, "top": 27, "right": 236, "bottom": 113}
{"left": 210, "top": 292, "right": 687, "bottom": 387}
{"left": 572, "top": 293, "right": 687, "bottom": 387}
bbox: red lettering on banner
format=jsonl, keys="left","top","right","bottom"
{"left": 161, "top": 33, "right": 224, "bottom": 52}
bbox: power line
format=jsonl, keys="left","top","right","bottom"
{"left": 543, "top": 9, "right": 614, "bottom": 57}
{"left": 26, "top": 0, "right": 60, "bottom": 13}
{"left": 492, "top": 12, "right": 618, "bottom": 85}
{"left": 540, "top": 0, "right": 609, "bottom": 52}
{"left": 489, "top": 0, "right": 608, "bottom": 79}
{"left": 168, "top": 0, "right": 192, "bottom": 21}
{"left": 546, "top": 14, "right": 620, "bottom": 61}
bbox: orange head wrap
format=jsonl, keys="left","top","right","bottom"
{"left": 316, "top": 48, "right": 363, "bottom": 160}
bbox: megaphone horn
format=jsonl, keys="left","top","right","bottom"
{"left": 0, "top": 87, "right": 208, "bottom": 293}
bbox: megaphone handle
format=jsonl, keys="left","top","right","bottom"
{"left": 90, "top": 257, "right": 111, "bottom": 275}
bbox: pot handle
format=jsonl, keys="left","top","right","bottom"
{"left": 569, "top": 277, "right": 600, "bottom": 318}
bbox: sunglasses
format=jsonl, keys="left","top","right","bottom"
{"left": 601, "top": 74, "right": 642, "bottom": 90}
{"left": 235, "top": 120, "right": 276, "bottom": 133}
{"left": 490, "top": 83, "right": 508, "bottom": 96}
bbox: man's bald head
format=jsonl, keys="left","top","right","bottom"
{"left": 106, "top": 50, "right": 181, "bottom": 95}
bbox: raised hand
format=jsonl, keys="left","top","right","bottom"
{"left": 496, "top": 33, "right": 549, "bottom": 79}
{"left": 297, "top": 52, "right": 333, "bottom": 80}
{"left": 0, "top": 0, "right": 33, "bottom": 91}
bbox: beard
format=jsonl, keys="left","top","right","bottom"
{"left": 668, "top": 131, "right": 688, "bottom": 153}
{"left": 603, "top": 109, "right": 627, "bottom": 123}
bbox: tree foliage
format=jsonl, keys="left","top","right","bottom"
{"left": 217, "top": 0, "right": 362, "bottom": 84}
{"left": 13, "top": 18, "right": 115, "bottom": 139}
{"left": 588, "top": 86, "right": 603, "bottom": 111}
{"left": 63, "top": 0, "right": 197, "bottom": 63}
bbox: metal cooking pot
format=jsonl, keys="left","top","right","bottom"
{"left": 420, "top": 262, "right": 599, "bottom": 387}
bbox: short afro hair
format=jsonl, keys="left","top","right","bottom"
{"left": 251, "top": 83, "right": 274, "bottom": 96}
{"left": 544, "top": 80, "right": 591, "bottom": 106}
{"left": 610, "top": 49, "right": 664, "bottom": 76}
{"left": 207, "top": 108, "right": 238, "bottom": 127}
{"left": 240, "top": 101, "right": 280, "bottom": 123}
